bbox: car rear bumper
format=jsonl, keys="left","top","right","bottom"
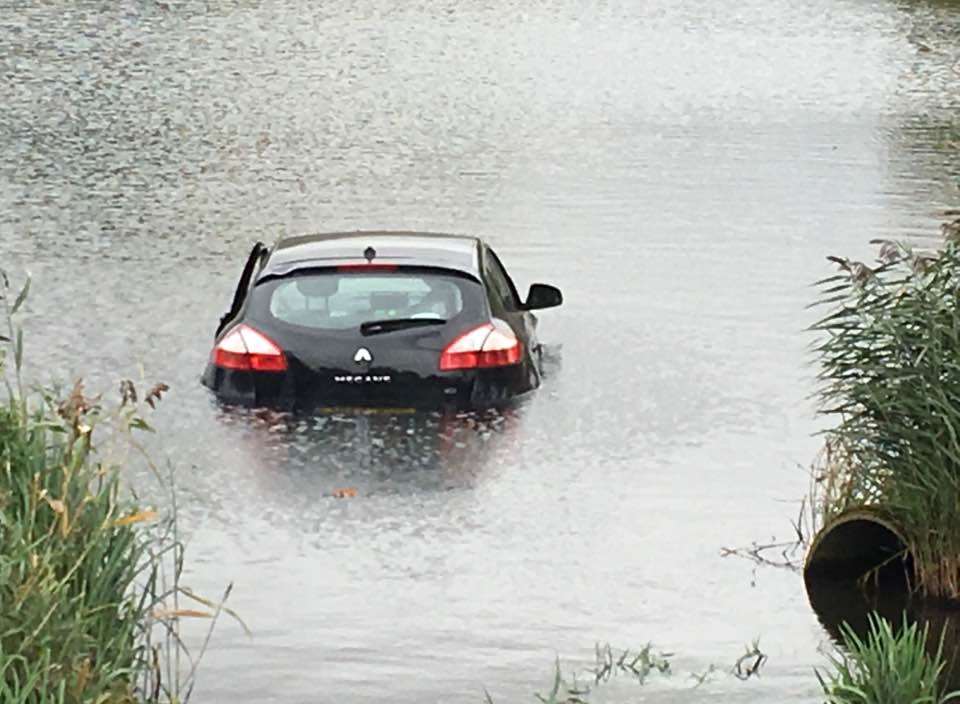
{"left": 201, "top": 362, "right": 535, "bottom": 411}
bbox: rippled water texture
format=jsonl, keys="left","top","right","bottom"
{"left": 2, "top": 0, "right": 959, "bottom": 701}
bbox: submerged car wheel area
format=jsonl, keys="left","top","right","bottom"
{"left": 201, "top": 231, "right": 562, "bottom": 411}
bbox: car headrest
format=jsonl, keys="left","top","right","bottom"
{"left": 294, "top": 277, "right": 338, "bottom": 298}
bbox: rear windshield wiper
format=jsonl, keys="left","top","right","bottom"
{"left": 360, "top": 318, "right": 447, "bottom": 336}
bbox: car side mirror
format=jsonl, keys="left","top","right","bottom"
{"left": 525, "top": 283, "right": 562, "bottom": 310}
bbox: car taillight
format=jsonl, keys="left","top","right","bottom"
{"left": 212, "top": 324, "right": 287, "bottom": 372}
{"left": 439, "top": 320, "right": 522, "bottom": 371}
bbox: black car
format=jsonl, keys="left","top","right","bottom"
{"left": 202, "top": 231, "right": 562, "bottom": 410}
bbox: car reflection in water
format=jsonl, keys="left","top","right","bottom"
{"left": 210, "top": 401, "right": 526, "bottom": 504}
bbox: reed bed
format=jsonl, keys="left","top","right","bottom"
{"left": 0, "top": 272, "right": 234, "bottom": 703}
{"left": 810, "top": 217, "right": 960, "bottom": 599}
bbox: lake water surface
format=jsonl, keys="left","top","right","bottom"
{"left": 2, "top": 0, "right": 959, "bottom": 701}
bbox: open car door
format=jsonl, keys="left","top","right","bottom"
{"left": 215, "top": 241, "right": 267, "bottom": 337}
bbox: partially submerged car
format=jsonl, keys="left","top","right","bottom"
{"left": 202, "top": 231, "right": 562, "bottom": 410}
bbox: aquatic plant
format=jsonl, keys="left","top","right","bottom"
{"left": 817, "top": 613, "right": 960, "bottom": 704}
{"left": 0, "top": 271, "right": 238, "bottom": 702}
{"left": 488, "top": 640, "right": 766, "bottom": 702}
{"left": 526, "top": 643, "right": 673, "bottom": 704}
{"left": 810, "top": 216, "right": 960, "bottom": 599}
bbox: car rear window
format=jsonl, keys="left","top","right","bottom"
{"left": 261, "top": 270, "right": 471, "bottom": 330}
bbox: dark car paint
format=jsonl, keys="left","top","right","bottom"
{"left": 259, "top": 231, "right": 482, "bottom": 282}
{"left": 202, "top": 231, "right": 558, "bottom": 411}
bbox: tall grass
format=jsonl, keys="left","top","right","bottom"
{"left": 817, "top": 614, "right": 960, "bottom": 704}
{"left": 0, "top": 271, "right": 236, "bottom": 702}
{"left": 811, "top": 217, "right": 960, "bottom": 599}
{"left": 0, "top": 384, "right": 142, "bottom": 702}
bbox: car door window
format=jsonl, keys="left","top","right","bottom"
{"left": 217, "top": 242, "right": 266, "bottom": 335}
{"left": 483, "top": 247, "right": 521, "bottom": 314}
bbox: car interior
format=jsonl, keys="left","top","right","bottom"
{"left": 269, "top": 274, "right": 463, "bottom": 329}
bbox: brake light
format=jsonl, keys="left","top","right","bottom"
{"left": 439, "top": 321, "right": 522, "bottom": 371}
{"left": 212, "top": 324, "right": 287, "bottom": 372}
{"left": 336, "top": 263, "right": 398, "bottom": 273}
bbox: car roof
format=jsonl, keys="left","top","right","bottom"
{"left": 258, "top": 231, "right": 483, "bottom": 280}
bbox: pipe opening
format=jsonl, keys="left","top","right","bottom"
{"left": 804, "top": 511, "right": 912, "bottom": 589}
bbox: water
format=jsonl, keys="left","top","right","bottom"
{"left": 2, "top": 0, "right": 959, "bottom": 701}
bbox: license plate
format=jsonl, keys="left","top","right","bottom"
{"left": 316, "top": 406, "right": 416, "bottom": 415}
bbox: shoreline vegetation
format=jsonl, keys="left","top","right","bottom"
{"left": 803, "top": 215, "right": 960, "bottom": 702}
{"left": 0, "top": 271, "right": 240, "bottom": 703}
{"left": 808, "top": 215, "right": 960, "bottom": 600}
{"left": 818, "top": 615, "right": 960, "bottom": 704}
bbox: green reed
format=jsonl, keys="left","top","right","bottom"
{"left": 817, "top": 614, "right": 960, "bottom": 704}
{"left": 0, "top": 271, "right": 237, "bottom": 703}
{"left": 811, "top": 217, "right": 960, "bottom": 599}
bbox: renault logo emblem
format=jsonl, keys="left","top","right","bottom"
{"left": 354, "top": 347, "right": 373, "bottom": 365}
